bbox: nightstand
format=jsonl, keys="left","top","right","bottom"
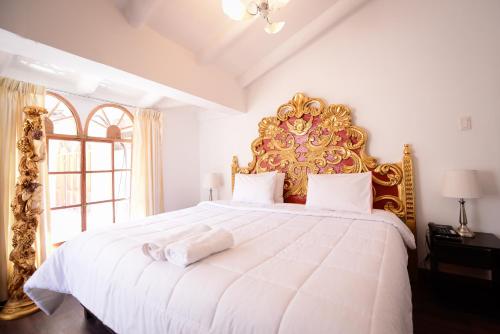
{"left": 428, "top": 224, "right": 500, "bottom": 295}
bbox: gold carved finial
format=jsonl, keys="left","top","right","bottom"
{"left": 0, "top": 106, "right": 47, "bottom": 320}
{"left": 404, "top": 143, "right": 411, "bottom": 155}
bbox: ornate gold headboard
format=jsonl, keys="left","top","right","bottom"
{"left": 231, "top": 93, "right": 416, "bottom": 236}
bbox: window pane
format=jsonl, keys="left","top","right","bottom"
{"left": 115, "top": 200, "right": 130, "bottom": 224}
{"left": 53, "top": 118, "right": 78, "bottom": 136}
{"left": 121, "top": 127, "right": 133, "bottom": 139}
{"left": 103, "top": 107, "right": 124, "bottom": 126}
{"left": 117, "top": 111, "right": 133, "bottom": 129}
{"left": 45, "top": 94, "right": 78, "bottom": 135}
{"left": 86, "top": 141, "right": 111, "bottom": 171}
{"left": 50, "top": 207, "right": 82, "bottom": 243}
{"left": 86, "top": 202, "right": 113, "bottom": 230}
{"left": 48, "top": 139, "right": 81, "bottom": 172}
{"left": 87, "top": 107, "right": 132, "bottom": 139}
{"left": 45, "top": 94, "right": 59, "bottom": 111}
{"left": 49, "top": 174, "right": 81, "bottom": 207}
{"left": 86, "top": 172, "right": 112, "bottom": 202}
{"left": 114, "top": 171, "right": 130, "bottom": 199}
{"left": 114, "top": 142, "right": 131, "bottom": 169}
{"left": 87, "top": 110, "right": 108, "bottom": 138}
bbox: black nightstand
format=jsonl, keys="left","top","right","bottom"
{"left": 428, "top": 224, "right": 500, "bottom": 295}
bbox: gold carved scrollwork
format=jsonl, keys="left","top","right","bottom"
{"left": 320, "top": 104, "right": 352, "bottom": 130}
{"left": 0, "top": 106, "right": 47, "bottom": 320}
{"left": 374, "top": 195, "right": 405, "bottom": 216}
{"left": 276, "top": 93, "right": 325, "bottom": 121}
{"left": 231, "top": 93, "right": 415, "bottom": 236}
{"left": 373, "top": 164, "right": 403, "bottom": 187}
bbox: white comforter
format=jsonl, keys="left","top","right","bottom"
{"left": 25, "top": 201, "right": 415, "bottom": 334}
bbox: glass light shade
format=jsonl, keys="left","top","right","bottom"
{"left": 222, "top": 0, "right": 247, "bottom": 21}
{"left": 442, "top": 169, "right": 481, "bottom": 199}
{"left": 203, "top": 173, "right": 222, "bottom": 189}
{"left": 265, "top": 21, "right": 285, "bottom": 34}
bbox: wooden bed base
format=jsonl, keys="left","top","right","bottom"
{"left": 83, "top": 305, "right": 116, "bottom": 333}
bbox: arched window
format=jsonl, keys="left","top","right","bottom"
{"left": 84, "top": 105, "right": 133, "bottom": 231}
{"left": 46, "top": 95, "right": 134, "bottom": 245}
{"left": 45, "top": 92, "right": 83, "bottom": 244}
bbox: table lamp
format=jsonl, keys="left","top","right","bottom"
{"left": 203, "top": 173, "right": 222, "bottom": 201}
{"left": 441, "top": 170, "right": 481, "bottom": 237}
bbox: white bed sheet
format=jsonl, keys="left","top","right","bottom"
{"left": 25, "top": 201, "right": 415, "bottom": 334}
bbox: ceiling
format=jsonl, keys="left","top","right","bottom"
{"left": 113, "top": 0, "right": 365, "bottom": 85}
{"left": 0, "top": 0, "right": 369, "bottom": 111}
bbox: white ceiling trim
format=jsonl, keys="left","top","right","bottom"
{"left": 74, "top": 74, "right": 101, "bottom": 95}
{"left": 157, "top": 98, "right": 196, "bottom": 110}
{"left": 138, "top": 93, "right": 163, "bottom": 108}
{"left": 238, "top": 0, "right": 371, "bottom": 87}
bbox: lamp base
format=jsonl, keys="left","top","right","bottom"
{"left": 456, "top": 223, "right": 475, "bottom": 238}
{"left": 456, "top": 198, "right": 474, "bottom": 238}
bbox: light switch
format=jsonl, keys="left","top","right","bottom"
{"left": 459, "top": 116, "right": 472, "bottom": 131}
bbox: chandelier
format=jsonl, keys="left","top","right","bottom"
{"left": 222, "top": 0, "right": 290, "bottom": 34}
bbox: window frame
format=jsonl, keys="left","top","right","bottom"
{"left": 84, "top": 104, "right": 134, "bottom": 229}
{"left": 45, "top": 92, "right": 84, "bottom": 245}
{"left": 45, "top": 93, "right": 134, "bottom": 244}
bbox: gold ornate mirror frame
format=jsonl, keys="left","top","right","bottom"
{"left": 231, "top": 93, "right": 416, "bottom": 236}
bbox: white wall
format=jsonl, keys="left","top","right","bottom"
{"left": 199, "top": 0, "right": 500, "bottom": 265}
{"left": 163, "top": 107, "right": 201, "bottom": 211}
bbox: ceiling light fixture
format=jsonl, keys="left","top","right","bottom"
{"left": 222, "top": 0, "right": 289, "bottom": 34}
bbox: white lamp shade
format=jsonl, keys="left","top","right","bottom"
{"left": 203, "top": 173, "right": 222, "bottom": 189}
{"left": 441, "top": 169, "right": 481, "bottom": 199}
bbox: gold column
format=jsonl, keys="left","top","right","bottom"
{"left": 0, "top": 106, "right": 47, "bottom": 320}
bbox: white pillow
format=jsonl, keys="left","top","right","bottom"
{"left": 305, "top": 172, "right": 373, "bottom": 214}
{"left": 274, "top": 173, "right": 286, "bottom": 203}
{"left": 232, "top": 172, "right": 277, "bottom": 204}
{"left": 238, "top": 171, "right": 285, "bottom": 203}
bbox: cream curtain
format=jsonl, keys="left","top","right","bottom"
{"left": 130, "top": 108, "right": 165, "bottom": 219}
{"left": 0, "top": 77, "right": 48, "bottom": 302}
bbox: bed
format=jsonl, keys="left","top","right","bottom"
{"left": 25, "top": 93, "right": 417, "bottom": 334}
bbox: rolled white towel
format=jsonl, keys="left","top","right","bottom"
{"left": 142, "top": 224, "right": 211, "bottom": 261}
{"left": 165, "top": 228, "right": 234, "bottom": 267}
